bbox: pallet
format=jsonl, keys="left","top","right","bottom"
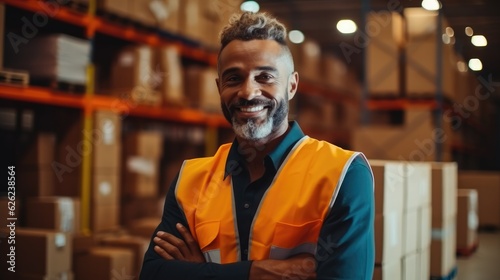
{"left": 60, "top": 0, "right": 90, "bottom": 14}
{"left": 0, "top": 69, "right": 30, "bottom": 87}
{"left": 457, "top": 242, "right": 479, "bottom": 257}
{"left": 96, "top": 9, "right": 158, "bottom": 33}
{"left": 31, "top": 78, "right": 86, "bottom": 94}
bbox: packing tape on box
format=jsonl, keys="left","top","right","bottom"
{"left": 127, "top": 156, "right": 155, "bottom": 176}
{"left": 57, "top": 197, "right": 75, "bottom": 232}
{"left": 468, "top": 211, "right": 479, "bottom": 230}
{"left": 54, "top": 232, "right": 67, "bottom": 249}
{"left": 431, "top": 221, "right": 456, "bottom": 240}
{"left": 387, "top": 211, "right": 399, "bottom": 247}
{"left": 150, "top": 0, "right": 169, "bottom": 21}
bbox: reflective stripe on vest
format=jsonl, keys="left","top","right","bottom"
{"left": 175, "top": 136, "right": 361, "bottom": 263}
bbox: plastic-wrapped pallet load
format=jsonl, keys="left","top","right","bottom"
{"left": 4, "top": 34, "right": 90, "bottom": 87}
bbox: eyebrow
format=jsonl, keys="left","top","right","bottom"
{"left": 221, "top": 66, "right": 279, "bottom": 79}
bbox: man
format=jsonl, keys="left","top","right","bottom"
{"left": 140, "top": 12, "right": 374, "bottom": 280}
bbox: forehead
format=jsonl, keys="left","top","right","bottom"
{"left": 218, "top": 40, "right": 285, "bottom": 72}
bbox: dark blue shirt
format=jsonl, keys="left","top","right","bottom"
{"left": 140, "top": 121, "right": 375, "bottom": 279}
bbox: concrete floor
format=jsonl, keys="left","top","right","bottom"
{"left": 456, "top": 232, "right": 500, "bottom": 280}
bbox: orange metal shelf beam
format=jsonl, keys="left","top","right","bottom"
{"left": 0, "top": 84, "right": 85, "bottom": 108}
{"left": 366, "top": 99, "right": 439, "bottom": 110}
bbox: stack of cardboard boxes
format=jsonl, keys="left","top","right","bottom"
{"left": 430, "top": 162, "right": 457, "bottom": 279}
{"left": 456, "top": 189, "right": 479, "bottom": 253}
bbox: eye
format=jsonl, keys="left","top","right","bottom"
{"left": 256, "top": 73, "right": 274, "bottom": 82}
{"left": 224, "top": 75, "right": 241, "bottom": 84}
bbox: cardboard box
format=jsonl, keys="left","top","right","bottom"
{"left": 430, "top": 216, "right": 456, "bottom": 278}
{"left": 183, "top": 66, "right": 221, "bottom": 113}
{"left": 93, "top": 174, "right": 120, "bottom": 205}
{"left": 404, "top": 8, "right": 457, "bottom": 101}
{"left": 288, "top": 40, "right": 321, "bottom": 83}
{"left": 458, "top": 171, "right": 500, "bottom": 228}
{"left": 96, "top": 0, "right": 131, "bottom": 18}
{"left": 19, "top": 133, "right": 56, "bottom": 166}
{"left": 159, "top": 0, "right": 180, "bottom": 33}
{"left": 26, "top": 197, "right": 80, "bottom": 233}
{"left": 375, "top": 213, "right": 403, "bottom": 265}
{"left": 72, "top": 234, "right": 95, "bottom": 254}
{"left": 373, "top": 261, "right": 401, "bottom": 280}
{"left": 124, "top": 131, "right": 163, "bottom": 158}
{"left": 123, "top": 156, "right": 159, "bottom": 197}
{"left": 75, "top": 248, "right": 134, "bottom": 280}
{"left": 419, "top": 247, "right": 431, "bottom": 280}
{"left": 16, "top": 229, "right": 72, "bottom": 276}
{"left": 369, "top": 160, "right": 405, "bottom": 215}
{"left": 431, "top": 162, "right": 457, "bottom": 226}
{"left": 121, "top": 196, "right": 163, "bottom": 226}
{"left": 17, "top": 272, "right": 74, "bottom": 280}
{"left": 456, "top": 189, "right": 478, "bottom": 249}
{"left": 366, "top": 12, "right": 404, "bottom": 96}
{"left": 403, "top": 209, "right": 419, "bottom": 256}
{"left": 405, "top": 162, "right": 431, "bottom": 209}
{"left": 91, "top": 204, "right": 120, "bottom": 233}
{"left": 402, "top": 252, "right": 418, "bottom": 280}
{"left": 418, "top": 206, "right": 432, "bottom": 250}
{"left": 18, "top": 166, "right": 55, "bottom": 197}
{"left": 127, "top": 217, "right": 160, "bottom": 238}
{"left": 322, "top": 54, "right": 348, "bottom": 90}
{"left": 100, "top": 235, "right": 150, "bottom": 277}
{"left": 94, "top": 110, "right": 122, "bottom": 146}
{"left": 93, "top": 145, "right": 121, "bottom": 171}
{"left": 129, "top": 0, "right": 159, "bottom": 27}
{"left": 157, "top": 46, "right": 184, "bottom": 105}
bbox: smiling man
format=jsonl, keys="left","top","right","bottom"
{"left": 140, "top": 12, "right": 374, "bottom": 280}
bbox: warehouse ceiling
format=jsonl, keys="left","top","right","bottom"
{"left": 258, "top": 0, "right": 500, "bottom": 81}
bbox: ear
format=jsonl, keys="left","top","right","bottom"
{"left": 287, "top": 72, "right": 299, "bottom": 100}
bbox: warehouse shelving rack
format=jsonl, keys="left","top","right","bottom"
{"left": 0, "top": 0, "right": 358, "bottom": 233}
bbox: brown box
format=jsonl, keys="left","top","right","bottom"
{"left": 100, "top": 235, "right": 150, "bottom": 277}
{"left": 75, "top": 248, "right": 134, "bottom": 280}
{"left": 124, "top": 131, "right": 163, "bottom": 158}
{"left": 458, "top": 171, "right": 500, "bottom": 228}
{"left": 431, "top": 162, "right": 457, "bottom": 227}
{"left": 456, "top": 189, "right": 478, "bottom": 249}
{"left": 18, "top": 166, "right": 55, "bottom": 197}
{"left": 418, "top": 205, "right": 432, "bottom": 250}
{"left": 404, "top": 8, "right": 457, "bottom": 101}
{"left": 129, "top": 0, "right": 159, "bottom": 27}
{"left": 19, "top": 133, "right": 56, "bottom": 166}
{"left": 16, "top": 229, "right": 72, "bottom": 276}
{"left": 94, "top": 110, "right": 122, "bottom": 146}
{"left": 160, "top": 0, "right": 180, "bottom": 33}
{"left": 366, "top": 11, "right": 404, "bottom": 97}
{"left": 96, "top": 0, "right": 131, "bottom": 18}
{"left": 405, "top": 162, "right": 431, "bottom": 209}
{"left": 288, "top": 40, "right": 321, "bottom": 83}
{"left": 322, "top": 54, "right": 348, "bottom": 92}
{"left": 26, "top": 197, "right": 80, "bottom": 233}
{"left": 369, "top": 160, "right": 405, "bottom": 215}
{"left": 127, "top": 217, "right": 160, "bottom": 238}
{"left": 375, "top": 213, "right": 403, "bottom": 265}
{"left": 430, "top": 216, "right": 456, "bottom": 277}
{"left": 403, "top": 209, "right": 418, "bottom": 256}
{"left": 72, "top": 234, "right": 96, "bottom": 254}
{"left": 93, "top": 173, "right": 120, "bottom": 205}
{"left": 157, "top": 46, "right": 184, "bottom": 105}
{"left": 419, "top": 247, "right": 431, "bottom": 280}
{"left": 123, "top": 156, "right": 159, "bottom": 197}
{"left": 183, "top": 66, "right": 221, "bottom": 113}
{"left": 93, "top": 144, "right": 121, "bottom": 171}
{"left": 402, "top": 252, "right": 418, "bottom": 280}
{"left": 91, "top": 204, "right": 120, "bottom": 233}
{"left": 121, "top": 196, "right": 163, "bottom": 226}
{"left": 373, "top": 261, "right": 401, "bottom": 280}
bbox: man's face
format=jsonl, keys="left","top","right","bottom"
{"left": 216, "top": 39, "right": 298, "bottom": 142}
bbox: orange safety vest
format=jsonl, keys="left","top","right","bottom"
{"left": 175, "top": 136, "right": 365, "bottom": 264}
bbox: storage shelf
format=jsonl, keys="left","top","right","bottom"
{"left": 0, "top": 84, "right": 229, "bottom": 127}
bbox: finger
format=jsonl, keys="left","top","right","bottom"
{"left": 176, "top": 223, "right": 199, "bottom": 254}
{"left": 157, "top": 231, "right": 192, "bottom": 260}
{"left": 154, "top": 235, "right": 185, "bottom": 260}
{"left": 154, "top": 245, "right": 174, "bottom": 260}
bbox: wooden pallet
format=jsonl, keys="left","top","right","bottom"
{"left": 30, "top": 78, "right": 86, "bottom": 94}
{"left": 61, "top": 0, "right": 89, "bottom": 14}
{"left": 0, "top": 69, "right": 29, "bottom": 87}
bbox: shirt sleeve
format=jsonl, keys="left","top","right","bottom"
{"left": 315, "top": 154, "right": 375, "bottom": 280}
{"left": 139, "top": 172, "right": 253, "bottom": 280}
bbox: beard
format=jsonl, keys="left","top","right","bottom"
{"left": 221, "top": 94, "right": 288, "bottom": 141}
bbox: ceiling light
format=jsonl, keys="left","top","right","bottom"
{"left": 288, "top": 30, "right": 305, "bottom": 44}
{"left": 471, "top": 35, "right": 487, "bottom": 47}
{"left": 336, "top": 19, "right": 357, "bottom": 34}
{"left": 240, "top": 1, "right": 260, "bottom": 13}
{"left": 445, "top": 27, "right": 454, "bottom": 37}
{"left": 465, "top": 27, "right": 474, "bottom": 37}
{"left": 421, "top": 0, "right": 442, "bottom": 11}
{"left": 442, "top": 34, "right": 451, "bottom": 44}
{"left": 468, "top": 59, "right": 483, "bottom": 71}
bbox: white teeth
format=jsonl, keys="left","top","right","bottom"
{"left": 240, "top": 106, "right": 264, "bottom": 112}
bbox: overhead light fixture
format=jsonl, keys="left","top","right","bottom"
{"left": 471, "top": 35, "right": 487, "bottom": 47}
{"left": 240, "top": 1, "right": 260, "bottom": 13}
{"left": 442, "top": 34, "right": 451, "bottom": 44}
{"left": 465, "top": 27, "right": 474, "bottom": 37}
{"left": 468, "top": 58, "right": 483, "bottom": 71}
{"left": 445, "top": 27, "right": 454, "bottom": 37}
{"left": 336, "top": 19, "right": 357, "bottom": 34}
{"left": 421, "top": 0, "right": 442, "bottom": 11}
{"left": 288, "top": 30, "right": 305, "bottom": 44}
{"left": 457, "top": 61, "right": 468, "bottom": 73}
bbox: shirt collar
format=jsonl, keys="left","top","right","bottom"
{"left": 224, "top": 121, "right": 305, "bottom": 179}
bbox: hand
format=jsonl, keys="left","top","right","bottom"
{"left": 250, "top": 253, "right": 317, "bottom": 280}
{"left": 153, "top": 223, "right": 205, "bottom": 263}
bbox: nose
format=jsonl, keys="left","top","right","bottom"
{"left": 238, "top": 77, "right": 261, "bottom": 100}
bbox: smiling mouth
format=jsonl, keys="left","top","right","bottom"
{"left": 239, "top": 105, "right": 266, "bottom": 112}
